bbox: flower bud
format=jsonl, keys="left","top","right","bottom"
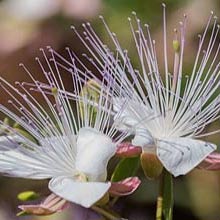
{"left": 198, "top": 152, "right": 220, "bottom": 170}
{"left": 3, "top": 117, "right": 10, "bottom": 126}
{"left": 140, "top": 152, "right": 163, "bottom": 179}
{"left": 13, "top": 127, "right": 37, "bottom": 143}
{"left": 173, "top": 40, "right": 180, "bottom": 52}
{"left": 79, "top": 79, "right": 101, "bottom": 125}
{"left": 0, "top": 117, "right": 10, "bottom": 134}
{"left": 17, "top": 191, "right": 39, "bottom": 201}
{"left": 109, "top": 177, "right": 141, "bottom": 196}
{"left": 18, "top": 194, "right": 69, "bottom": 216}
{"left": 51, "top": 87, "right": 58, "bottom": 95}
{"left": 116, "top": 142, "right": 142, "bottom": 158}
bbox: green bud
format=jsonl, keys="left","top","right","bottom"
{"left": 13, "top": 122, "right": 21, "bottom": 129}
{"left": 79, "top": 80, "right": 101, "bottom": 126}
{"left": 140, "top": 152, "right": 163, "bottom": 179}
{"left": 3, "top": 117, "right": 10, "bottom": 126}
{"left": 16, "top": 211, "right": 29, "bottom": 216}
{"left": 75, "top": 172, "right": 88, "bottom": 182}
{"left": 80, "top": 79, "right": 100, "bottom": 100}
{"left": 173, "top": 40, "right": 180, "bottom": 53}
{"left": 14, "top": 127, "right": 37, "bottom": 143}
{"left": 0, "top": 117, "right": 10, "bottom": 134}
{"left": 51, "top": 87, "right": 58, "bottom": 96}
{"left": 17, "top": 191, "right": 39, "bottom": 201}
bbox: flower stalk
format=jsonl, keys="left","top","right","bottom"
{"left": 156, "top": 169, "right": 173, "bottom": 220}
{"left": 91, "top": 206, "right": 120, "bottom": 220}
{"left": 156, "top": 172, "right": 164, "bottom": 220}
{"left": 156, "top": 195, "right": 163, "bottom": 220}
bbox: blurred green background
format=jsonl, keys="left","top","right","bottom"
{"left": 0, "top": 0, "right": 219, "bottom": 219}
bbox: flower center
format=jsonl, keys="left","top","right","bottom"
{"left": 74, "top": 172, "right": 89, "bottom": 182}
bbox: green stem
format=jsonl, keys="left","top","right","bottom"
{"left": 109, "top": 196, "right": 119, "bottom": 207}
{"left": 91, "top": 206, "right": 119, "bottom": 220}
{"left": 156, "top": 172, "right": 164, "bottom": 220}
{"left": 156, "top": 170, "right": 174, "bottom": 220}
{"left": 156, "top": 196, "right": 163, "bottom": 220}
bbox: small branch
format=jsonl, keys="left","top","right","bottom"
{"left": 91, "top": 206, "right": 120, "bottom": 220}
{"left": 109, "top": 196, "right": 119, "bottom": 207}
{"left": 156, "top": 171, "right": 164, "bottom": 220}
{"left": 156, "top": 196, "right": 163, "bottom": 220}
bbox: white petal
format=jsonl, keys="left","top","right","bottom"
{"left": 0, "top": 135, "right": 22, "bottom": 150}
{"left": 157, "top": 137, "right": 216, "bottom": 177}
{"left": 0, "top": 150, "right": 53, "bottom": 179}
{"left": 76, "top": 127, "right": 115, "bottom": 181}
{"left": 40, "top": 134, "right": 76, "bottom": 168}
{"left": 0, "top": 134, "right": 76, "bottom": 179}
{"left": 132, "top": 127, "right": 155, "bottom": 153}
{"left": 113, "top": 98, "right": 155, "bottom": 152}
{"left": 113, "top": 98, "right": 139, "bottom": 131}
{"left": 113, "top": 97, "right": 154, "bottom": 123}
{"left": 49, "top": 176, "right": 111, "bottom": 208}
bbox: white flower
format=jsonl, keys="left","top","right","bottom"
{"left": 0, "top": 49, "right": 127, "bottom": 207}
{"left": 70, "top": 6, "right": 220, "bottom": 176}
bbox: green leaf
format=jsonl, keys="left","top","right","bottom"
{"left": 111, "top": 156, "right": 140, "bottom": 182}
{"left": 162, "top": 170, "right": 173, "bottom": 220}
{"left": 17, "top": 191, "right": 39, "bottom": 201}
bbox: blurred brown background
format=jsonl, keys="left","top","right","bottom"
{"left": 0, "top": 0, "right": 219, "bottom": 219}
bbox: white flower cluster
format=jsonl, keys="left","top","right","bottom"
{"left": 0, "top": 5, "right": 219, "bottom": 212}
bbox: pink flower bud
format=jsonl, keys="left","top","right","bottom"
{"left": 198, "top": 152, "right": 220, "bottom": 170}
{"left": 116, "top": 142, "right": 142, "bottom": 158}
{"left": 18, "top": 194, "right": 69, "bottom": 216}
{"left": 109, "top": 177, "right": 141, "bottom": 196}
